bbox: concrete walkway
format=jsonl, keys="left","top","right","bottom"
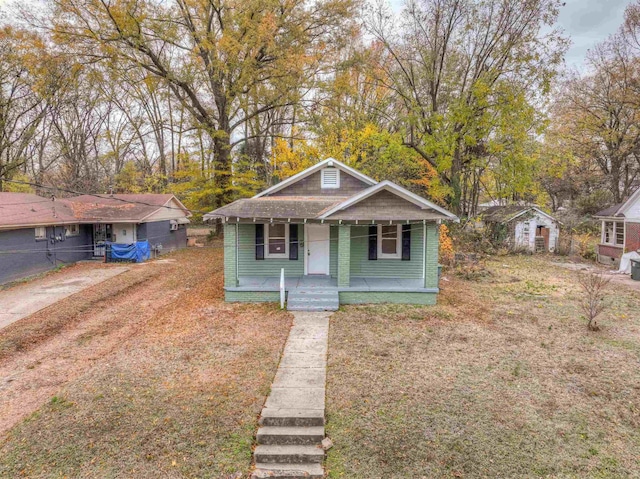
{"left": 253, "top": 311, "right": 330, "bottom": 479}
{"left": 0, "top": 266, "right": 128, "bottom": 330}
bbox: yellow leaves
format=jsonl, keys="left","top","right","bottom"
{"left": 439, "top": 224, "right": 454, "bottom": 265}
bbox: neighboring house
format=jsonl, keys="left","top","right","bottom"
{"left": 477, "top": 205, "right": 560, "bottom": 252}
{"left": 0, "top": 193, "right": 190, "bottom": 285}
{"left": 594, "top": 188, "right": 640, "bottom": 266}
{"left": 203, "top": 158, "right": 458, "bottom": 310}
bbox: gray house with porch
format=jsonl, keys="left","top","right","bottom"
{"left": 0, "top": 193, "right": 190, "bottom": 285}
{"left": 204, "top": 158, "right": 458, "bottom": 310}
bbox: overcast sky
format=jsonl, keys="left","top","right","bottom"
{"left": 558, "top": 0, "right": 630, "bottom": 69}
{"left": 0, "top": 0, "right": 633, "bottom": 72}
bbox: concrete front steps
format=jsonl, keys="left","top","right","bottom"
{"left": 253, "top": 421, "right": 325, "bottom": 479}
{"left": 252, "top": 312, "right": 330, "bottom": 479}
{"left": 287, "top": 289, "right": 339, "bottom": 311}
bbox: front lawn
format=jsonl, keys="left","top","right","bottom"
{"left": 326, "top": 255, "right": 640, "bottom": 478}
{"left": 0, "top": 247, "right": 292, "bottom": 478}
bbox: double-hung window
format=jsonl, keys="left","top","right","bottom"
{"left": 603, "top": 221, "right": 624, "bottom": 246}
{"left": 35, "top": 227, "right": 47, "bottom": 241}
{"left": 265, "top": 224, "right": 289, "bottom": 258}
{"left": 377, "top": 224, "right": 402, "bottom": 259}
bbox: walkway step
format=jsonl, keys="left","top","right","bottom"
{"left": 260, "top": 408, "right": 325, "bottom": 427}
{"left": 252, "top": 462, "right": 323, "bottom": 479}
{"left": 254, "top": 445, "right": 324, "bottom": 464}
{"left": 256, "top": 426, "right": 324, "bottom": 445}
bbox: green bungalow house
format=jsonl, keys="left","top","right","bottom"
{"left": 203, "top": 158, "right": 458, "bottom": 310}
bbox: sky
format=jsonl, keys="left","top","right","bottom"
{"left": 557, "top": 0, "right": 630, "bottom": 70}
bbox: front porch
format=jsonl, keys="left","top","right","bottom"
{"left": 223, "top": 221, "right": 441, "bottom": 307}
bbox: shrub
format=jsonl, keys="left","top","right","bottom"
{"left": 439, "top": 224, "right": 454, "bottom": 265}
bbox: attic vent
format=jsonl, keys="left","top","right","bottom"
{"left": 321, "top": 168, "right": 340, "bottom": 189}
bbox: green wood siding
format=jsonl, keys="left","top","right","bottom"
{"left": 237, "top": 224, "right": 305, "bottom": 277}
{"left": 330, "top": 226, "right": 338, "bottom": 278}
{"left": 224, "top": 223, "right": 238, "bottom": 287}
{"left": 349, "top": 225, "right": 424, "bottom": 278}
{"left": 424, "top": 223, "right": 439, "bottom": 288}
{"left": 339, "top": 291, "right": 436, "bottom": 305}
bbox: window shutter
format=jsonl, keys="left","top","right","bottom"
{"left": 255, "top": 224, "right": 264, "bottom": 260}
{"left": 289, "top": 224, "right": 298, "bottom": 260}
{"left": 402, "top": 224, "right": 411, "bottom": 261}
{"left": 368, "top": 225, "right": 377, "bottom": 260}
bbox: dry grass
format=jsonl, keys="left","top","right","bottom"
{"left": 326, "top": 255, "right": 640, "bottom": 478}
{"left": 0, "top": 245, "right": 292, "bottom": 478}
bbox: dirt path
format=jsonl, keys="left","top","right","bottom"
{"left": 553, "top": 260, "right": 640, "bottom": 292}
{"left": 0, "top": 253, "right": 206, "bottom": 435}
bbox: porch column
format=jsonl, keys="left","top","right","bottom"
{"left": 224, "top": 223, "right": 238, "bottom": 288}
{"left": 337, "top": 224, "right": 351, "bottom": 287}
{"left": 424, "top": 222, "right": 439, "bottom": 289}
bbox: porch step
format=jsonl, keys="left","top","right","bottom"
{"left": 287, "top": 289, "right": 339, "bottom": 311}
{"left": 252, "top": 462, "right": 324, "bottom": 479}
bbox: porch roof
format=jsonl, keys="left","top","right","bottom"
{"left": 204, "top": 196, "right": 345, "bottom": 220}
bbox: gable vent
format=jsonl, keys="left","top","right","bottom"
{"left": 321, "top": 168, "right": 340, "bottom": 189}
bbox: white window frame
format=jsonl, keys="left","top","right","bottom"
{"left": 265, "top": 223, "right": 290, "bottom": 259}
{"left": 602, "top": 220, "right": 624, "bottom": 246}
{"left": 321, "top": 168, "right": 340, "bottom": 189}
{"left": 65, "top": 224, "right": 80, "bottom": 237}
{"left": 35, "top": 226, "right": 47, "bottom": 241}
{"left": 377, "top": 224, "right": 402, "bottom": 259}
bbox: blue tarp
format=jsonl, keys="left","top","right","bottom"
{"left": 107, "top": 240, "right": 151, "bottom": 263}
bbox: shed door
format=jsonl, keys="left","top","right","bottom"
{"left": 307, "top": 224, "right": 330, "bottom": 275}
{"left": 538, "top": 226, "right": 550, "bottom": 251}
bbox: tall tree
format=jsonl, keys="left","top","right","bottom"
{"left": 50, "top": 0, "right": 357, "bottom": 204}
{"left": 555, "top": 40, "right": 640, "bottom": 204}
{"left": 367, "top": 0, "right": 566, "bottom": 214}
{"left": 0, "top": 27, "right": 58, "bottom": 191}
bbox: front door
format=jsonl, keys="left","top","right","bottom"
{"left": 93, "top": 224, "right": 113, "bottom": 256}
{"left": 307, "top": 224, "right": 330, "bottom": 275}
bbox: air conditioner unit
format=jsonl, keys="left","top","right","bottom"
{"left": 170, "top": 220, "right": 178, "bottom": 231}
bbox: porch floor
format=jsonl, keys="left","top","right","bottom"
{"left": 229, "top": 276, "right": 436, "bottom": 293}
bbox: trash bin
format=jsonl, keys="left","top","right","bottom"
{"left": 632, "top": 259, "right": 640, "bottom": 281}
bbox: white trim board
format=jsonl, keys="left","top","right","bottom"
{"left": 319, "top": 180, "right": 459, "bottom": 221}
{"left": 618, "top": 187, "right": 640, "bottom": 216}
{"left": 253, "top": 158, "right": 377, "bottom": 198}
{"left": 506, "top": 207, "right": 560, "bottom": 225}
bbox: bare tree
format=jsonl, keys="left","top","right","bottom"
{"left": 577, "top": 272, "right": 611, "bottom": 331}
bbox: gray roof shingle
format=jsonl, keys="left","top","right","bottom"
{"left": 204, "top": 196, "right": 346, "bottom": 220}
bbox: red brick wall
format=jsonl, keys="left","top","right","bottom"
{"left": 626, "top": 222, "right": 640, "bottom": 252}
{"left": 598, "top": 244, "right": 624, "bottom": 259}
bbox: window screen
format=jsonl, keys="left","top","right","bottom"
{"left": 268, "top": 224, "right": 287, "bottom": 255}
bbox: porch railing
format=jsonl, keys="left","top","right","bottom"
{"left": 280, "top": 268, "right": 285, "bottom": 309}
